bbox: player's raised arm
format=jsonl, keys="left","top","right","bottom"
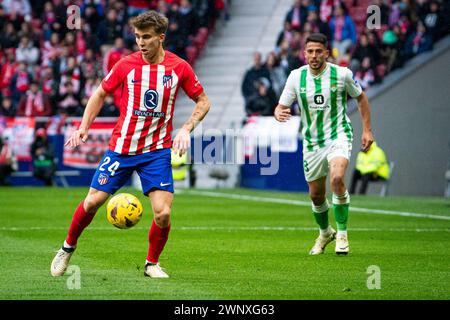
{"left": 65, "top": 84, "right": 108, "bottom": 148}
{"left": 356, "top": 91, "right": 374, "bottom": 152}
{"left": 173, "top": 92, "right": 211, "bottom": 156}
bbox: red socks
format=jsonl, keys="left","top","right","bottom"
{"left": 66, "top": 201, "right": 96, "bottom": 247}
{"left": 147, "top": 220, "right": 171, "bottom": 264}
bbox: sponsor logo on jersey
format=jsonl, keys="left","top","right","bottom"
{"left": 330, "top": 85, "right": 337, "bottom": 92}
{"left": 163, "top": 75, "right": 173, "bottom": 88}
{"left": 144, "top": 89, "right": 159, "bottom": 109}
{"left": 98, "top": 173, "right": 109, "bottom": 185}
{"left": 134, "top": 110, "right": 165, "bottom": 117}
{"left": 309, "top": 104, "right": 331, "bottom": 111}
{"left": 314, "top": 94, "right": 325, "bottom": 104}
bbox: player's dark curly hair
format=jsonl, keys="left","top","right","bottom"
{"left": 129, "top": 11, "right": 169, "bottom": 35}
{"left": 305, "top": 33, "right": 329, "bottom": 48}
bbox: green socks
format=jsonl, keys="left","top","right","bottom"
{"left": 312, "top": 191, "right": 350, "bottom": 233}
{"left": 312, "top": 200, "right": 330, "bottom": 231}
{"left": 332, "top": 191, "right": 350, "bottom": 231}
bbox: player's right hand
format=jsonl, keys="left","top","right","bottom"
{"left": 65, "top": 129, "right": 88, "bottom": 148}
{"left": 274, "top": 105, "right": 291, "bottom": 122}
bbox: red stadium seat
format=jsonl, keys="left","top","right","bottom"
{"left": 193, "top": 32, "right": 208, "bottom": 51}
{"left": 198, "top": 27, "right": 209, "bottom": 39}
{"left": 351, "top": 6, "right": 367, "bottom": 24}
{"left": 343, "top": 0, "right": 354, "bottom": 8}
{"left": 194, "top": 27, "right": 209, "bottom": 50}
{"left": 186, "top": 45, "right": 198, "bottom": 65}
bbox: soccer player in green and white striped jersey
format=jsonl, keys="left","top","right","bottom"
{"left": 275, "top": 33, "right": 374, "bottom": 255}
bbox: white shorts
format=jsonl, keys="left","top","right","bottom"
{"left": 302, "top": 139, "right": 352, "bottom": 182}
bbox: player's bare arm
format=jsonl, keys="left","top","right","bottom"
{"left": 65, "top": 85, "right": 108, "bottom": 148}
{"left": 173, "top": 92, "right": 211, "bottom": 156}
{"left": 356, "top": 91, "right": 374, "bottom": 152}
{"left": 274, "top": 104, "right": 291, "bottom": 122}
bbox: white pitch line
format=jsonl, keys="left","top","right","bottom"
{"left": 0, "top": 226, "right": 449, "bottom": 232}
{"left": 178, "top": 190, "right": 450, "bottom": 221}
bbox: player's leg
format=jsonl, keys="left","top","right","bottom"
{"left": 137, "top": 148, "right": 173, "bottom": 278}
{"left": 65, "top": 188, "right": 110, "bottom": 247}
{"left": 51, "top": 188, "right": 110, "bottom": 276}
{"left": 309, "top": 176, "right": 329, "bottom": 232}
{"left": 148, "top": 190, "right": 172, "bottom": 264}
{"left": 305, "top": 147, "right": 336, "bottom": 255}
{"left": 308, "top": 176, "right": 337, "bottom": 255}
{"left": 144, "top": 190, "right": 172, "bottom": 278}
{"left": 329, "top": 156, "right": 350, "bottom": 254}
{"left": 51, "top": 150, "right": 132, "bottom": 276}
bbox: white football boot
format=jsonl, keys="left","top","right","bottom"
{"left": 335, "top": 233, "right": 350, "bottom": 255}
{"left": 309, "top": 228, "right": 337, "bottom": 255}
{"left": 144, "top": 263, "right": 169, "bottom": 278}
{"left": 50, "top": 247, "right": 74, "bottom": 276}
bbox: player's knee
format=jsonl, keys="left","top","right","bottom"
{"left": 154, "top": 206, "right": 171, "bottom": 227}
{"left": 309, "top": 191, "right": 325, "bottom": 205}
{"left": 330, "top": 175, "right": 345, "bottom": 190}
{"left": 84, "top": 196, "right": 103, "bottom": 214}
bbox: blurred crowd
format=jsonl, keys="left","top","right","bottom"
{"left": 241, "top": 0, "right": 450, "bottom": 117}
{"left": 0, "top": 0, "right": 228, "bottom": 118}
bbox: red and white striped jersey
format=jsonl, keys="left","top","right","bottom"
{"left": 101, "top": 50, "right": 204, "bottom": 155}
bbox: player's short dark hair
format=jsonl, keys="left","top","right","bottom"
{"left": 305, "top": 33, "right": 328, "bottom": 48}
{"left": 129, "top": 11, "right": 169, "bottom": 35}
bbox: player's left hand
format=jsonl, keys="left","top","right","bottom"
{"left": 173, "top": 127, "right": 190, "bottom": 156}
{"left": 361, "top": 129, "right": 374, "bottom": 152}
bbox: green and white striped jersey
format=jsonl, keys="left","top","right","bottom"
{"left": 279, "top": 62, "right": 362, "bottom": 152}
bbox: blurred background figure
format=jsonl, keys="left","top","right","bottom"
{"left": 241, "top": 52, "right": 271, "bottom": 108}
{"left": 245, "top": 77, "right": 277, "bottom": 117}
{"left": 328, "top": 3, "right": 357, "bottom": 61}
{"left": 16, "top": 81, "right": 52, "bottom": 116}
{"left": 30, "top": 127, "right": 55, "bottom": 186}
{"left": 0, "top": 136, "right": 17, "bottom": 185}
{"left": 350, "top": 141, "right": 390, "bottom": 195}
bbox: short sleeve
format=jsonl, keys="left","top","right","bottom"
{"left": 101, "top": 59, "right": 125, "bottom": 93}
{"left": 278, "top": 71, "right": 297, "bottom": 107}
{"left": 344, "top": 68, "right": 363, "bottom": 98}
{"left": 181, "top": 61, "right": 204, "bottom": 100}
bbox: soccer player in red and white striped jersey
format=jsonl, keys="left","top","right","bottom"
{"left": 51, "top": 11, "right": 211, "bottom": 278}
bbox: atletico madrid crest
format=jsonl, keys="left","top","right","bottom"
{"left": 98, "top": 173, "right": 109, "bottom": 185}
{"left": 163, "top": 75, "right": 173, "bottom": 89}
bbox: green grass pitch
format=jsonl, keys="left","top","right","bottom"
{"left": 0, "top": 187, "right": 449, "bottom": 300}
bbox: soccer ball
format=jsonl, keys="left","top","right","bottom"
{"left": 106, "top": 193, "right": 143, "bottom": 229}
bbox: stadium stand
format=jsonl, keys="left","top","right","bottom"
{"left": 0, "top": 0, "right": 226, "bottom": 118}
{"left": 240, "top": 0, "right": 450, "bottom": 119}
{"left": 0, "top": 0, "right": 228, "bottom": 187}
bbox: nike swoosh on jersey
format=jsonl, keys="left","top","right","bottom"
{"left": 160, "top": 182, "right": 171, "bottom": 187}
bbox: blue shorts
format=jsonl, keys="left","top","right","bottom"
{"left": 91, "top": 148, "right": 174, "bottom": 195}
